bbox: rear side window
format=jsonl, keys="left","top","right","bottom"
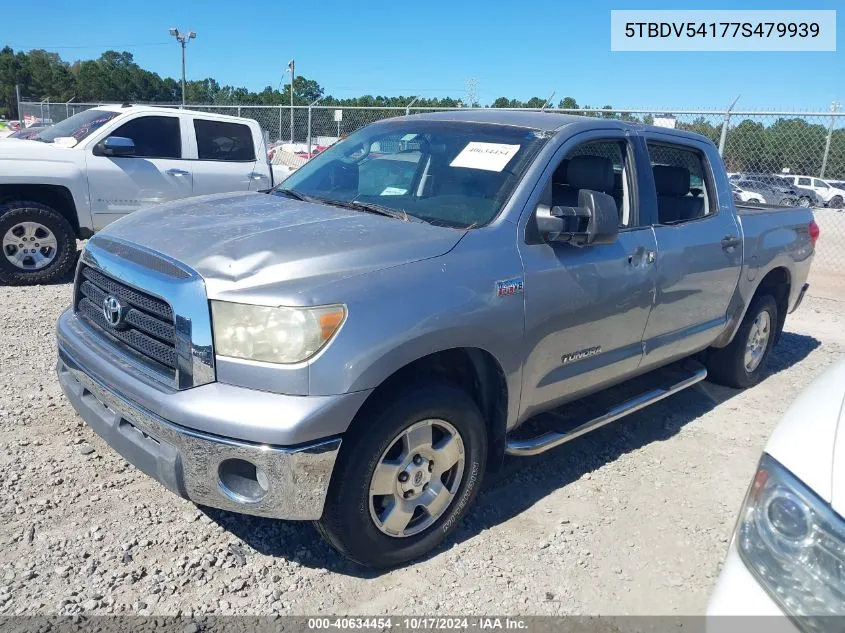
{"left": 109, "top": 116, "right": 181, "bottom": 159}
{"left": 194, "top": 119, "right": 255, "bottom": 161}
{"left": 647, "top": 142, "right": 714, "bottom": 225}
{"left": 798, "top": 177, "right": 811, "bottom": 186}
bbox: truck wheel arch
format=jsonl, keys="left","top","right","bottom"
{"left": 0, "top": 184, "right": 83, "bottom": 238}
{"left": 716, "top": 266, "right": 791, "bottom": 348}
{"left": 346, "top": 347, "right": 510, "bottom": 472}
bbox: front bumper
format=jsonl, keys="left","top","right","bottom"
{"left": 56, "top": 309, "right": 370, "bottom": 520}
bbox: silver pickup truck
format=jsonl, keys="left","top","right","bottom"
{"left": 55, "top": 110, "right": 817, "bottom": 568}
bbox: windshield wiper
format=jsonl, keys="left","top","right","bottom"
{"left": 273, "top": 188, "right": 311, "bottom": 201}
{"left": 319, "top": 198, "right": 424, "bottom": 222}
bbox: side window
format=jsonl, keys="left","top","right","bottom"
{"left": 646, "top": 142, "right": 713, "bottom": 225}
{"left": 547, "top": 140, "right": 633, "bottom": 227}
{"left": 108, "top": 116, "right": 181, "bottom": 159}
{"left": 813, "top": 179, "right": 829, "bottom": 189}
{"left": 798, "top": 177, "right": 811, "bottom": 186}
{"left": 194, "top": 119, "right": 255, "bottom": 161}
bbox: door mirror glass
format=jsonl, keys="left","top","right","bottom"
{"left": 537, "top": 189, "right": 619, "bottom": 245}
{"left": 95, "top": 136, "right": 136, "bottom": 157}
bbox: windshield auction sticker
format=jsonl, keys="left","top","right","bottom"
{"left": 450, "top": 142, "right": 521, "bottom": 172}
{"left": 610, "top": 10, "right": 835, "bottom": 51}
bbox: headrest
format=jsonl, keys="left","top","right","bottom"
{"left": 653, "top": 165, "right": 690, "bottom": 197}
{"left": 566, "top": 155, "right": 613, "bottom": 193}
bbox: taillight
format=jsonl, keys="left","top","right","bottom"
{"left": 809, "top": 219, "right": 820, "bottom": 245}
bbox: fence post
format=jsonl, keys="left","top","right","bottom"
{"left": 237, "top": 105, "right": 241, "bottom": 118}
{"left": 15, "top": 84, "right": 22, "bottom": 126}
{"left": 278, "top": 106, "right": 283, "bottom": 143}
{"left": 307, "top": 97, "right": 325, "bottom": 157}
{"left": 718, "top": 95, "right": 741, "bottom": 157}
{"left": 820, "top": 101, "right": 841, "bottom": 179}
{"left": 405, "top": 96, "right": 419, "bottom": 116}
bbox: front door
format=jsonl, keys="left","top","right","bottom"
{"left": 518, "top": 132, "right": 658, "bottom": 421}
{"left": 85, "top": 114, "right": 193, "bottom": 229}
{"left": 638, "top": 134, "right": 743, "bottom": 371}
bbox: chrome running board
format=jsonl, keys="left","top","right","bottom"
{"left": 505, "top": 363, "right": 708, "bottom": 457}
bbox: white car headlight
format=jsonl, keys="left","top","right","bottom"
{"left": 737, "top": 454, "right": 845, "bottom": 626}
{"left": 210, "top": 301, "right": 345, "bottom": 364}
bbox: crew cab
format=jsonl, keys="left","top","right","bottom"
{"left": 0, "top": 105, "right": 281, "bottom": 284}
{"left": 55, "top": 110, "right": 816, "bottom": 568}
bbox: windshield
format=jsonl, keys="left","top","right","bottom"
{"left": 275, "top": 120, "right": 549, "bottom": 228}
{"left": 34, "top": 109, "right": 120, "bottom": 143}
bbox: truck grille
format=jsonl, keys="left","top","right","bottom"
{"left": 74, "top": 264, "right": 178, "bottom": 373}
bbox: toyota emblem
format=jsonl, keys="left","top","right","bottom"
{"left": 102, "top": 295, "right": 125, "bottom": 327}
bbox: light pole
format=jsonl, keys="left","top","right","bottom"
{"left": 169, "top": 27, "right": 196, "bottom": 106}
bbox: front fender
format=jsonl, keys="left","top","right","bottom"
{"left": 308, "top": 226, "right": 526, "bottom": 429}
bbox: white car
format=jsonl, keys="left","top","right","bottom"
{"left": 0, "top": 105, "right": 286, "bottom": 285}
{"left": 781, "top": 175, "right": 845, "bottom": 209}
{"left": 707, "top": 360, "right": 845, "bottom": 628}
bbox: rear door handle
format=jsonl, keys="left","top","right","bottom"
{"left": 166, "top": 168, "right": 190, "bottom": 177}
{"left": 721, "top": 235, "right": 741, "bottom": 250}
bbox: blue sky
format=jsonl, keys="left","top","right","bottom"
{"left": 5, "top": 0, "right": 842, "bottom": 110}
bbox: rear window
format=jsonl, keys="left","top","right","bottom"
{"left": 194, "top": 119, "right": 255, "bottom": 161}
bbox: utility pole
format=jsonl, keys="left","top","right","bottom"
{"left": 820, "top": 100, "right": 841, "bottom": 179}
{"left": 288, "top": 59, "right": 296, "bottom": 144}
{"left": 169, "top": 28, "right": 196, "bottom": 106}
{"left": 465, "top": 78, "right": 479, "bottom": 109}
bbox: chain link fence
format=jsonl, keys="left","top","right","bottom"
{"left": 15, "top": 100, "right": 845, "bottom": 276}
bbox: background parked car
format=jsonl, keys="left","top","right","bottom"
{"left": 781, "top": 175, "right": 845, "bottom": 208}
{"left": 6, "top": 126, "right": 49, "bottom": 140}
{"left": 734, "top": 179, "right": 796, "bottom": 206}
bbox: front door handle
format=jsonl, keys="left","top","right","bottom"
{"left": 247, "top": 172, "right": 267, "bottom": 180}
{"left": 721, "top": 235, "right": 741, "bottom": 250}
{"left": 166, "top": 168, "right": 190, "bottom": 176}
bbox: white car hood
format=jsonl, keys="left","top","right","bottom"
{"left": 0, "top": 138, "right": 78, "bottom": 161}
{"left": 764, "top": 359, "right": 845, "bottom": 516}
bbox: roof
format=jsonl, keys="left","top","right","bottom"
{"left": 401, "top": 108, "right": 716, "bottom": 145}
{"left": 91, "top": 104, "right": 252, "bottom": 123}
{"left": 402, "top": 108, "right": 585, "bottom": 131}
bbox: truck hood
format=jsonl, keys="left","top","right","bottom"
{"left": 0, "top": 138, "right": 79, "bottom": 162}
{"left": 765, "top": 359, "right": 845, "bottom": 517}
{"left": 97, "top": 191, "right": 465, "bottom": 302}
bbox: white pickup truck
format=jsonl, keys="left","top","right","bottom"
{"left": 0, "top": 105, "right": 285, "bottom": 284}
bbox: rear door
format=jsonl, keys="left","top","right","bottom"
{"left": 85, "top": 113, "right": 193, "bottom": 229}
{"left": 517, "top": 129, "right": 659, "bottom": 419}
{"left": 189, "top": 118, "right": 260, "bottom": 195}
{"left": 638, "top": 133, "right": 743, "bottom": 371}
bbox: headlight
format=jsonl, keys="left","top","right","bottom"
{"left": 210, "top": 301, "right": 345, "bottom": 364}
{"left": 737, "top": 454, "right": 845, "bottom": 626}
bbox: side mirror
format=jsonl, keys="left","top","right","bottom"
{"left": 536, "top": 189, "right": 619, "bottom": 246}
{"left": 95, "top": 136, "right": 136, "bottom": 157}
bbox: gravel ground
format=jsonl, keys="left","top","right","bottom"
{"left": 0, "top": 266, "right": 843, "bottom": 617}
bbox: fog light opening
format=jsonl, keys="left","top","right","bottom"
{"left": 218, "top": 458, "right": 269, "bottom": 504}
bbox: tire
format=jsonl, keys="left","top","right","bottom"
{"left": 748, "top": 198, "right": 761, "bottom": 204}
{"left": 829, "top": 195, "right": 844, "bottom": 209}
{"left": 706, "top": 294, "right": 778, "bottom": 389}
{"left": 316, "top": 379, "right": 487, "bottom": 568}
{"left": 798, "top": 196, "right": 812, "bottom": 208}
{"left": 0, "top": 201, "right": 77, "bottom": 285}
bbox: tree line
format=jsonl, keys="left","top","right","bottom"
{"left": 2, "top": 46, "right": 842, "bottom": 178}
